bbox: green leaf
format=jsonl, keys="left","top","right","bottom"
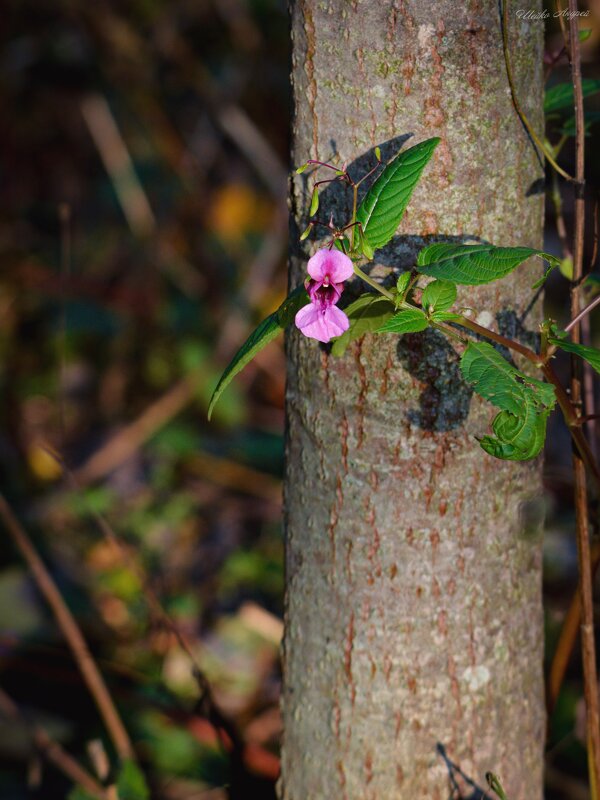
{"left": 461, "top": 342, "right": 527, "bottom": 414}
{"left": 559, "top": 256, "right": 573, "bottom": 279}
{"left": 416, "top": 243, "right": 560, "bottom": 285}
{"left": 295, "top": 163, "right": 309, "bottom": 175}
{"left": 585, "top": 273, "right": 600, "bottom": 289}
{"left": 544, "top": 78, "right": 600, "bottom": 113}
{"left": 117, "top": 760, "right": 150, "bottom": 800}
{"left": 460, "top": 342, "right": 555, "bottom": 461}
{"left": 549, "top": 336, "right": 600, "bottom": 374}
{"left": 356, "top": 137, "right": 439, "bottom": 251}
{"left": 377, "top": 306, "right": 429, "bottom": 334}
{"left": 431, "top": 310, "right": 461, "bottom": 322}
{"left": 299, "top": 223, "right": 313, "bottom": 241}
{"left": 208, "top": 287, "right": 308, "bottom": 419}
{"left": 559, "top": 112, "right": 600, "bottom": 137}
{"left": 579, "top": 28, "right": 592, "bottom": 42}
{"left": 277, "top": 285, "right": 311, "bottom": 327}
{"left": 309, "top": 187, "right": 319, "bottom": 216}
{"left": 333, "top": 236, "right": 351, "bottom": 254}
{"left": 480, "top": 405, "right": 549, "bottom": 461}
{"left": 460, "top": 342, "right": 555, "bottom": 413}
{"left": 67, "top": 789, "right": 97, "bottom": 800}
{"left": 422, "top": 279, "right": 457, "bottom": 313}
{"left": 531, "top": 263, "right": 557, "bottom": 290}
{"left": 331, "top": 294, "right": 395, "bottom": 356}
{"left": 486, "top": 771, "right": 509, "bottom": 800}
{"left": 396, "top": 272, "right": 412, "bottom": 299}
{"left": 359, "top": 228, "right": 375, "bottom": 260}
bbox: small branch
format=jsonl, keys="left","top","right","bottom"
{"left": 351, "top": 184, "right": 359, "bottom": 250}
{"left": 541, "top": 363, "right": 600, "bottom": 490}
{"left": 567, "top": 5, "right": 600, "bottom": 796}
{"left": 0, "top": 687, "right": 107, "bottom": 799}
{"left": 409, "top": 310, "right": 600, "bottom": 492}
{"left": 565, "top": 293, "right": 600, "bottom": 333}
{"left": 453, "top": 315, "right": 542, "bottom": 364}
{"left": 547, "top": 542, "right": 600, "bottom": 715}
{"left": 81, "top": 94, "right": 155, "bottom": 238}
{"left": 551, "top": 171, "right": 573, "bottom": 263}
{"left": 591, "top": 196, "right": 600, "bottom": 271}
{"left": 73, "top": 376, "right": 196, "bottom": 485}
{"left": 352, "top": 264, "right": 395, "bottom": 301}
{"left": 0, "top": 495, "right": 135, "bottom": 762}
{"left": 62, "top": 465, "right": 252, "bottom": 782}
{"left": 501, "top": 0, "right": 573, "bottom": 181}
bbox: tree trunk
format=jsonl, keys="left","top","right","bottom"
{"left": 282, "top": 3, "right": 545, "bottom": 799}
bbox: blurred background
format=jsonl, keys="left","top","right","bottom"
{"left": 0, "top": 1, "right": 599, "bottom": 798}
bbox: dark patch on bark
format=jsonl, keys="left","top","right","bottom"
{"left": 396, "top": 329, "right": 472, "bottom": 431}
{"left": 497, "top": 308, "right": 541, "bottom": 352}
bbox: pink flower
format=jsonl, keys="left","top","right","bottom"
{"left": 295, "top": 249, "right": 354, "bottom": 343}
{"left": 294, "top": 302, "right": 351, "bottom": 343}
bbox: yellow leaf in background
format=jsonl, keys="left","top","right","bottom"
{"left": 559, "top": 257, "right": 574, "bottom": 280}
{"left": 207, "top": 183, "right": 270, "bottom": 243}
{"left": 27, "top": 443, "right": 63, "bottom": 481}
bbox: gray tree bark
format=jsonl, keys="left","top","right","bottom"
{"left": 282, "top": 3, "right": 545, "bottom": 799}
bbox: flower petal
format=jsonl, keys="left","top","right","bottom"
{"left": 295, "top": 302, "right": 349, "bottom": 343}
{"left": 307, "top": 249, "right": 354, "bottom": 284}
{"left": 307, "top": 279, "right": 343, "bottom": 307}
{"left": 322, "top": 304, "right": 350, "bottom": 337}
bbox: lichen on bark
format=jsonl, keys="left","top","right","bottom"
{"left": 282, "top": 2, "right": 546, "bottom": 798}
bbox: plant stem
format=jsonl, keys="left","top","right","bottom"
{"left": 0, "top": 494, "right": 135, "bottom": 763}
{"left": 551, "top": 170, "right": 573, "bottom": 263}
{"left": 0, "top": 688, "right": 108, "bottom": 799}
{"left": 351, "top": 184, "right": 358, "bottom": 251}
{"left": 63, "top": 464, "right": 243, "bottom": 760}
{"left": 352, "top": 263, "right": 395, "bottom": 301}
{"left": 453, "top": 315, "right": 542, "bottom": 364}
{"left": 383, "top": 300, "right": 600, "bottom": 492}
{"left": 437, "top": 315, "right": 600, "bottom": 488}
{"left": 568, "top": 5, "right": 600, "bottom": 796}
{"left": 540, "top": 362, "right": 600, "bottom": 489}
{"left": 501, "top": 0, "right": 573, "bottom": 181}
{"left": 547, "top": 543, "right": 600, "bottom": 716}
{"left": 565, "top": 293, "right": 600, "bottom": 333}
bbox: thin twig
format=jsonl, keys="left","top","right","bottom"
{"left": 580, "top": 313, "right": 598, "bottom": 460}
{"left": 591, "top": 197, "right": 600, "bottom": 271}
{"left": 454, "top": 315, "right": 543, "bottom": 363}
{"left": 547, "top": 543, "right": 600, "bottom": 715}
{"left": 551, "top": 170, "right": 573, "bottom": 263}
{"left": 353, "top": 264, "right": 395, "bottom": 301}
{"left": 0, "top": 494, "right": 135, "bottom": 762}
{"left": 501, "top": 0, "right": 573, "bottom": 180}
{"left": 0, "top": 688, "right": 108, "bottom": 799}
{"left": 60, "top": 466, "right": 254, "bottom": 792}
{"left": 542, "top": 362, "right": 600, "bottom": 490}
{"left": 552, "top": 121, "right": 598, "bottom": 459}
{"left": 567, "top": 5, "right": 600, "bottom": 797}
{"left": 565, "top": 293, "right": 600, "bottom": 334}
{"left": 72, "top": 375, "right": 197, "bottom": 484}
{"left": 81, "top": 94, "right": 155, "bottom": 238}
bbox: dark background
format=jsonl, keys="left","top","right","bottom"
{"left": 0, "top": 1, "right": 599, "bottom": 798}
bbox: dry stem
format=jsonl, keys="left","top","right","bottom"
{"left": 0, "top": 494, "right": 134, "bottom": 763}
